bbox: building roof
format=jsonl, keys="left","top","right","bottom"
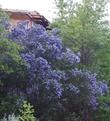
{"left": 2, "top": 8, "right": 49, "bottom": 28}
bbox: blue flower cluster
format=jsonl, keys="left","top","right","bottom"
{"left": 67, "top": 68, "right": 108, "bottom": 109}
{"left": 8, "top": 22, "right": 108, "bottom": 112}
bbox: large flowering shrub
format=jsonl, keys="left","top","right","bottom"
{"left": 7, "top": 21, "right": 108, "bottom": 120}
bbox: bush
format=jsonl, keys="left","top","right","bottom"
{"left": 7, "top": 22, "right": 108, "bottom": 120}
{"left": 19, "top": 101, "right": 36, "bottom": 121}
{"left": 0, "top": 12, "right": 24, "bottom": 117}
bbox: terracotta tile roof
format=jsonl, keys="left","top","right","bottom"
{"left": 3, "top": 9, "right": 40, "bottom": 15}
{"left": 2, "top": 8, "right": 49, "bottom": 28}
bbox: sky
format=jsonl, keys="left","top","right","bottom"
{"left": 0, "top": 0, "right": 110, "bottom": 22}
{"left": 0, "top": 0, "right": 55, "bottom": 21}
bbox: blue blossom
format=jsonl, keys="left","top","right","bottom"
{"left": 68, "top": 83, "right": 80, "bottom": 94}
{"left": 51, "top": 28, "right": 61, "bottom": 35}
{"left": 88, "top": 96, "right": 98, "bottom": 110}
{"left": 61, "top": 48, "right": 80, "bottom": 64}
{"left": 98, "top": 81, "right": 108, "bottom": 94}
{"left": 0, "top": 17, "right": 11, "bottom": 30}
{"left": 53, "top": 79, "right": 63, "bottom": 97}
{"left": 67, "top": 69, "right": 108, "bottom": 109}
{"left": 70, "top": 68, "right": 83, "bottom": 77}
{"left": 7, "top": 21, "right": 108, "bottom": 112}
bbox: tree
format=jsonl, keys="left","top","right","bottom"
{"left": 52, "top": 0, "right": 110, "bottom": 81}
{"left": 54, "top": 0, "right": 75, "bottom": 21}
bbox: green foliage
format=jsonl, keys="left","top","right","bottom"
{"left": 96, "top": 43, "right": 110, "bottom": 83}
{"left": 52, "top": 0, "right": 110, "bottom": 79}
{"left": 0, "top": 114, "right": 19, "bottom": 121}
{"left": 19, "top": 101, "right": 36, "bottom": 121}
{"left": 95, "top": 95, "right": 110, "bottom": 121}
{"left": 0, "top": 9, "right": 9, "bottom": 33}
{"left": 0, "top": 38, "right": 25, "bottom": 116}
{"left": 0, "top": 39, "right": 23, "bottom": 72}
{"left": 54, "top": 0, "right": 75, "bottom": 20}
{"left": 64, "top": 112, "right": 82, "bottom": 121}
{"left": 0, "top": 8, "right": 23, "bottom": 73}
{"left": 0, "top": 96, "right": 20, "bottom": 117}
{"left": 0, "top": 9, "right": 25, "bottom": 118}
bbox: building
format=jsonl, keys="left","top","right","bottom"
{"left": 2, "top": 9, "right": 49, "bottom": 28}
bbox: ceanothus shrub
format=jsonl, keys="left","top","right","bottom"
{"left": 7, "top": 21, "right": 108, "bottom": 120}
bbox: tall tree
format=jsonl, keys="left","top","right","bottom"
{"left": 52, "top": 0, "right": 110, "bottom": 79}
{"left": 54, "top": 0, "right": 75, "bottom": 21}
